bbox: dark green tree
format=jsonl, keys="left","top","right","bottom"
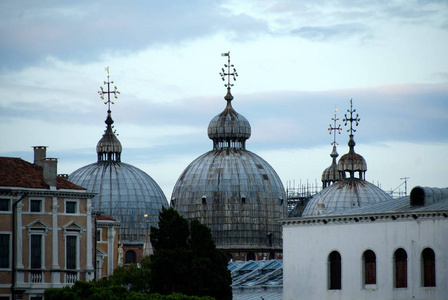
{"left": 149, "top": 207, "right": 232, "bottom": 300}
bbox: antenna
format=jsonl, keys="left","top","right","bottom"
{"left": 98, "top": 67, "right": 120, "bottom": 112}
{"left": 400, "top": 177, "right": 410, "bottom": 196}
{"left": 219, "top": 51, "right": 238, "bottom": 90}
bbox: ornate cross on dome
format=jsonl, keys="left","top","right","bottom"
{"left": 220, "top": 52, "right": 238, "bottom": 90}
{"left": 343, "top": 99, "right": 360, "bottom": 135}
{"left": 328, "top": 107, "right": 342, "bottom": 145}
{"left": 98, "top": 66, "right": 120, "bottom": 112}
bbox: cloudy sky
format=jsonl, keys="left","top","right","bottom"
{"left": 1, "top": 0, "right": 447, "bottom": 199}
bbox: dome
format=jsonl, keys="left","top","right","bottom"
{"left": 338, "top": 135, "right": 367, "bottom": 179}
{"left": 70, "top": 161, "right": 167, "bottom": 242}
{"left": 207, "top": 90, "right": 251, "bottom": 147}
{"left": 302, "top": 99, "right": 391, "bottom": 217}
{"left": 321, "top": 145, "right": 342, "bottom": 188}
{"left": 172, "top": 148, "right": 286, "bottom": 251}
{"left": 172, "top": 55, "right": 287, "bottom": 259}
{"left": 69, "top": 75, "right": 167, "bottom": 245}
{"left": 96, "top": 112, "right": 122, "bottom": 161}
{"left": 302, "top": 179, "right": 392, "bottom": 216}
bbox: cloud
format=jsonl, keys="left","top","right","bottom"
{"left": 0, "top": 0, "right": 270, "bottom": 71}
{"left": 291, "top": 23, "right": 372, "bottom": 42}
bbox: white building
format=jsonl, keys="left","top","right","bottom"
{"left": 281, "top": 186, "right": 448, "bottom": 300}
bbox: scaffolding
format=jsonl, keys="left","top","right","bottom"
{"left": 285, "top": 179, "right": 321, "bottom": 212}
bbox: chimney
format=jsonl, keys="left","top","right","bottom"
{"left": 33, "top": 146, "right": 48, "bottom": 167}
{"left": 43, "top": 158, "right": 58, "bottom": 188}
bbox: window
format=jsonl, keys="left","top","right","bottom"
{"left": 30, "top": 235, "right": 43, "bottom": 269}
{"left": 66, "top": 236, "right": 77, "bottom": 270}
{"left": 363, "top": 250, "right": 376, "bottom": 285}
{"left": 125, "top": 250, "right": 136, "bottom": 264}
{"left": 422, "top": 248, "right": 436, "bottom": 287}
{"left": 246, "top": 252, "right": 255, "bottom": 261}
{"left": 329, "top": 251, "right": 341, "bottom": 290}
{"left": 0, "top": 199, "right": 10, "bottom": 211}
{"left": 30, "top": 200, "right": 42, "bottom": 212}
{"left": 66, "top": 201, "right": 77, "bottom": 214}
{"left": 0, "top": 234, "right": 10, "bottom": 268}
{"left": 394, "top": 248, "right": 407, "bottom": 288}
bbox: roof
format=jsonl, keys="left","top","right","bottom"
{"left": 0, "top": 156, "right": 86, "bottom": 190}
{"left": 302, "top": 178, "right": 392, "bottom": 216}
{"left": 229, "top": 260, "right": 283, "bottom": 300}
{"left": 281, "top": 186, "right": 448, "bottom": 225}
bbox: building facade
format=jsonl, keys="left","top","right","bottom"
{"left": 281, "top": 186, "right": 448, "bottom": 300}
{"left": 0, "top": 146, "right": 96, "bottom": 300}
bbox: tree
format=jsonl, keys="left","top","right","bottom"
{"left": 149, "top": 207, "right": 232, "bottom": 300}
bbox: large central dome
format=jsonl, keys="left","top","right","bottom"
{"left": 171, "top": 54, "right": 287, "bottom": 261}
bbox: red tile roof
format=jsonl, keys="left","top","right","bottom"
{"left": 0, "top": 157, "right": 86, "bottom": 190}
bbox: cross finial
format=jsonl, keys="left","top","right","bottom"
{"left": 343, "top": 99, "right": 360, "bottom": 135}
{"left": 98, "top": 67, "right": 120, "bottom": 112}
{"left": 219, "top": 52, "right": 238, "bottom": 91}
{"left": 328, "top": 107, "right": 342, "bottom": 145}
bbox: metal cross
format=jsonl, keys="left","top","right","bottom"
{"left": 328, "top": 107, "right": 342, "bottom": 145}
{"left": 343, "top": 99, "right": 361, "bottom": 135}
{"left": 219, "top": 51, "right": 238, "bottom": 89}
{"left": 98, "top": 67, "right": 120, "bottom": 111}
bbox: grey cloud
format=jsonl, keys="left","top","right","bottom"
{"left": 291, "top": 23, "right": 372, "bottom": 42}
{"left": 0, "top": 0, "right": 269, "bottom": 71}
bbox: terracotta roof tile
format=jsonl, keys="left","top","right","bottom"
{"left": 0, "top": 157, "right": 86, "bottom": 190}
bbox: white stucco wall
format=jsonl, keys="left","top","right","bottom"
{"left": 282, "top": 216, "right": 448, "bottom": 300}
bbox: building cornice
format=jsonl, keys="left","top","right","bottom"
{"left": 279, "top": 210, "right": 448, "bottom": 226}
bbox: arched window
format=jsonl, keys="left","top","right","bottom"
{"left": 363, "top": 250, "right": 376, "bottom": 285}
{"left": 125, "top": 250, "right": 136, "bottom": 264}
{"left": 226, "top": 253, "right": 233, "bottom": 262}
{"left": 328, "top": 251, "right": 341, "bottom": 290}
{"left": 246, "top": 252, "right": 255, "bottom": 261}
{"left": 422, "top": 248, "right": 436, "bottom": 287}
{"left": 394, "top": 248, "right": 407, "bottom": 288}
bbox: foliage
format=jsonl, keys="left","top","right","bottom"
{"left": 150, "top": 207, "right": 232, "bottom": 300}
{"left": 45, "top": 281, "right": 215, "bottom": 300}
{"left": 95, "top": 255, "right": 151, "bottom": 293}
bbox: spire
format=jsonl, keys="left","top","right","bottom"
{"left": 343, "top": 99, "right": 360, "bottom": 153}
{"left": 220, "top": 51, "right": 238, "bottom": 103}
{"left": 338, "top": 99, "right": 367, "bottom": 179}
{"left": 96, "top": 67, "right": 122, "bottom": 162}
{"left": 322, "top": 107, "right": 342, "bottom": 188}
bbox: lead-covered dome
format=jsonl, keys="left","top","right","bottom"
{"left": 207, "top": 90, "right": 251, "bottom": 148}
{"left": 302, "top": 100, "right": 391, "bottom": 217}
{"left": 302, "top": 179, "right": 392, "bottom": 216}
{"left": 172, "top": 57, "right": 287, "bottom": 260}
{"left": 70, "top": 75, "right": 168, "bottom": 245}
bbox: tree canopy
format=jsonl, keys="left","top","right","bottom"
{"left": 150, "top": 207, "right": 232, "bottom": 300}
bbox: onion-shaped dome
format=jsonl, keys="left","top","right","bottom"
{"left": 172, "top": 82, "right": 287, "bottom": 256}
{"left": 302, "top": 179, "right": 392, "bottom": 216}
{"left": 338, "top": 135, "right": 367, "bottom": 180}
{"left": 208, "top": 90, "right": 251, "bottom": 149}
{"left": 70, "top": 109, "right": 167, "bottom": 244}
{"left": 96, "top": 112, "right": 122, "bottom": 161}
{"left": 322, "top": 145, "right": 341, "bottom": 188}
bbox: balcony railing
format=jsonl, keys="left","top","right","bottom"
{"left": 30, "top": 271, "right": 43, "bottom": 283}
{"left": 66, "top": 271, "right": 78, "bottom": 284}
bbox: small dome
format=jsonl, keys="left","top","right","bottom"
{"left": 207, "top": 90, "right": 251, "bottom": 149}
{"left": 302, "top": 179, "right": 392, "bottom": 216}
{"left": 338, "top": 135, "right": 367, "bottom": 179}
{"left": 96, "top": 111, "right": 122, "bottom": 162}
{"left": 322, "top": 145, "right": 342, "bottom": 188}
